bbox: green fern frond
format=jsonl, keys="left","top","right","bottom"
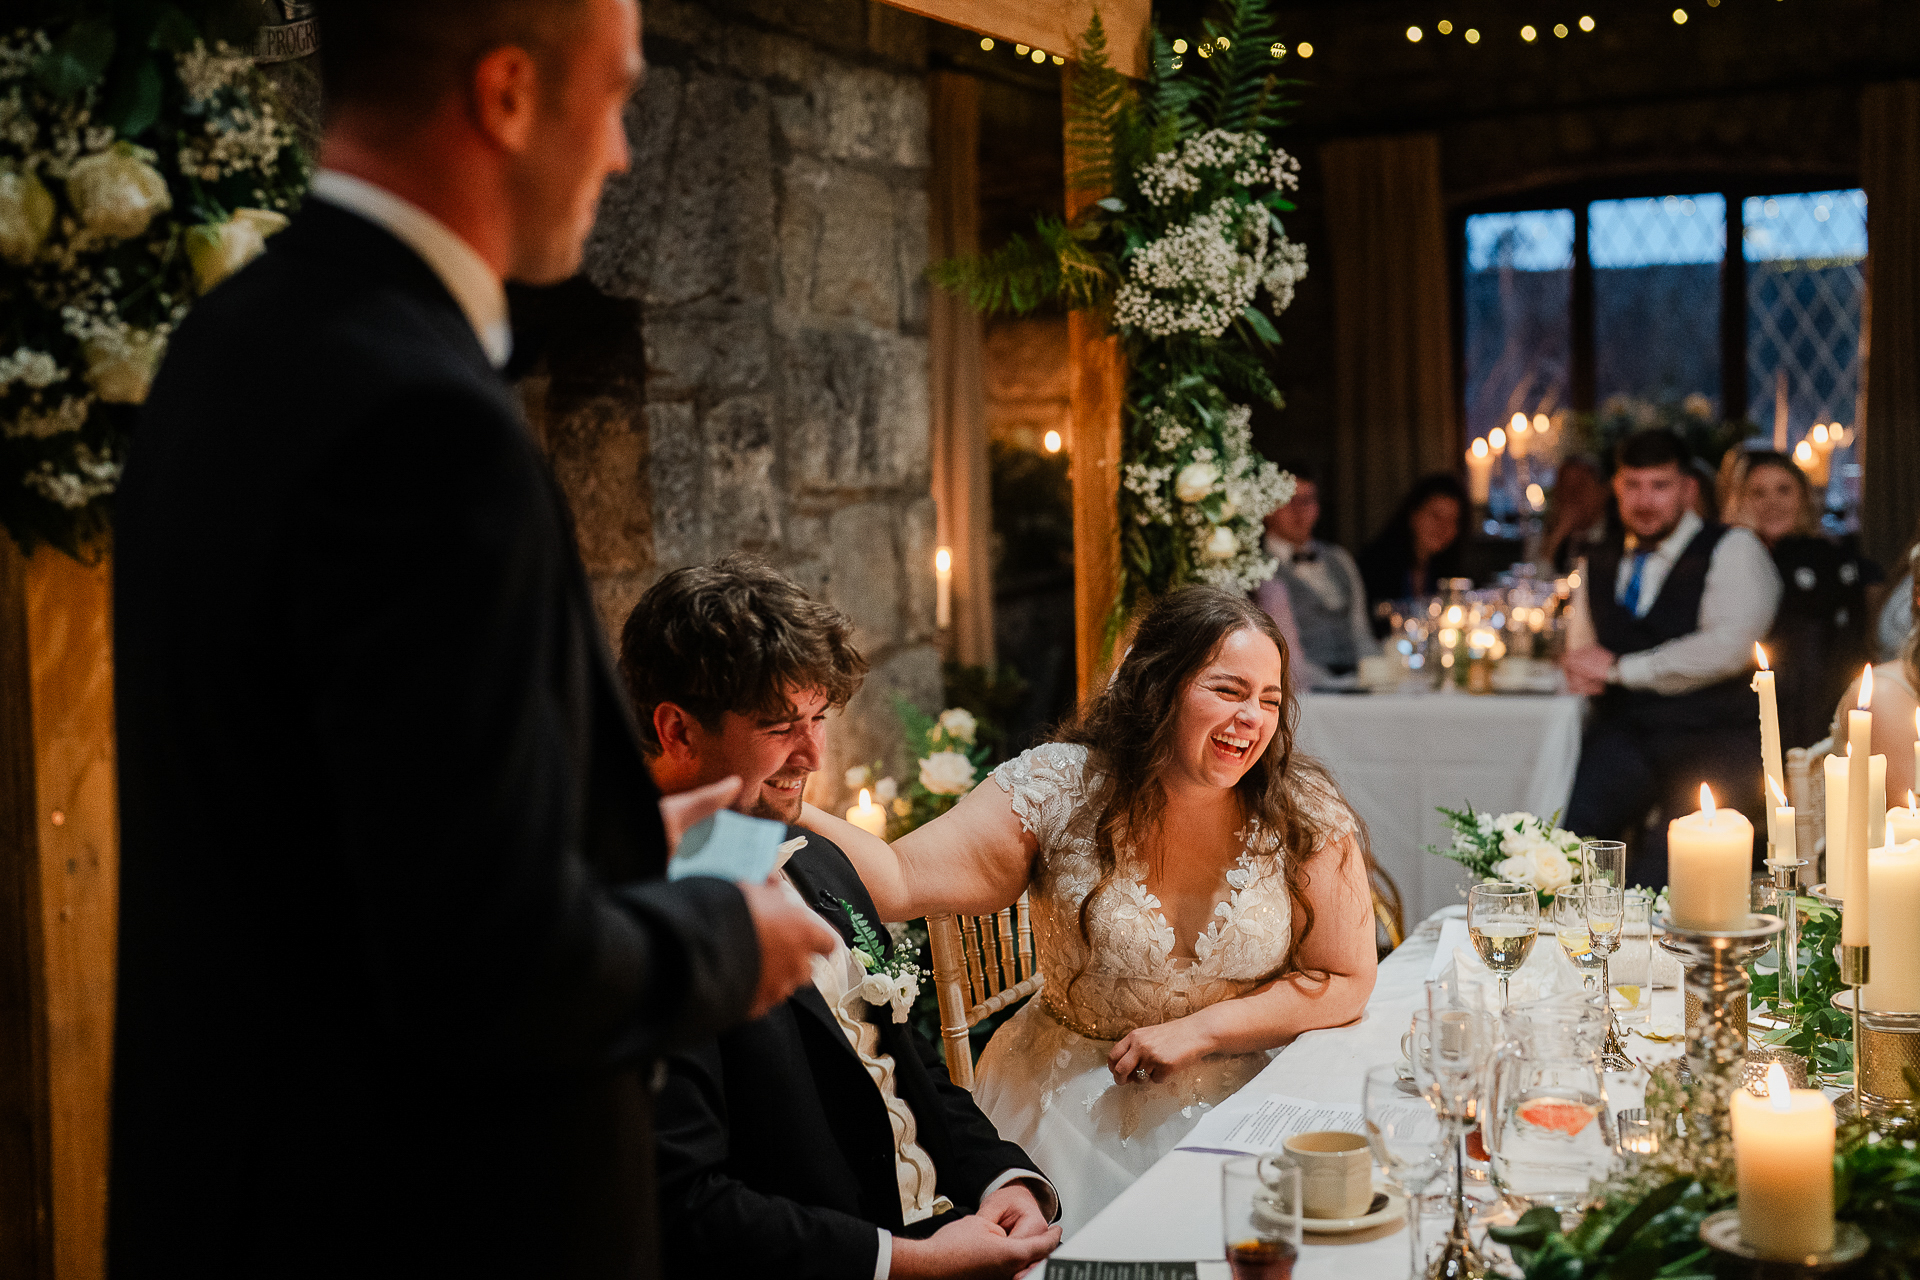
{"left": 927, "top": 217, "right": 1113, "bottom": 317}
{"left": 1196, "top": 0, "right": 1295, "bottom": 135}
{"left": 1065, "top": 11, "right": 1130, "bottom": 194}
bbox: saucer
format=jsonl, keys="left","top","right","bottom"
{"left": 1301, "top": 1186, "right": 1405, "bottom": 1234}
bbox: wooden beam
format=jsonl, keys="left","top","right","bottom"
{"left": 0, "top": 545, "right": 117, "bottom": 1280}
{"left": 876, "top": 0, "right": 1150, "bottom": 78}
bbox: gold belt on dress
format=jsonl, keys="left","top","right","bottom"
{"left": 1040, "top": 998, "right": 1120, "bottom": 1042}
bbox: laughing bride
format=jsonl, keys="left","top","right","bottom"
{"left": 811, "top": 586, "right": 1379, "bottom": 1235}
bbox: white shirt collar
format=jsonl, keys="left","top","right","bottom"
{"left": 309, "top": 169, "right": 513, "bottom": 369}
{"left": 1626, "top": 509, "right": 1702, "bottom": 562}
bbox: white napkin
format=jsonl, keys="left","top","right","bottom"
{"left": 1427, "top": 919, "right": 1470, "bottom": 983}
{"left": 1446, "top": 924, "right": 1583, "bottom": 1012}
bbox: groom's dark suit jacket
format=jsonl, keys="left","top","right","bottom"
{"left": 110, "top": 199, "right": 760, "bottom": 1279}
{"left": 654, "top": 832, "right": 1046, "bottom": 1278}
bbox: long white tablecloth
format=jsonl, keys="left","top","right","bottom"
{"left": 1048, "top": 908, "right": 1682, "bottom": 1279}
{"left": 1294, "top": 690, "right": 1586, "bottom": 926}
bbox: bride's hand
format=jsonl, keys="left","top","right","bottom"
{"left": 1108, "top": 1016, "right": 1217, "bottom": 1086}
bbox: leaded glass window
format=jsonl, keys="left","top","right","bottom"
{"left": 1589, "top": 193, "right": 1726, "bottom": 413}
{"left": 1463, "top": 210, "right": 1573, "bottom": 434}
{"left": 1745, "top": 189, "right": 1868, "bottom": 452}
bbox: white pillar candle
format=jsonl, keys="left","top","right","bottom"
{"left": 1844, "top": 665, "right": 1874, "bottom": 947}
{"left": 934, "top": 547, "right": 953, "bottom": 630}
{"left": 844, "top": 788, "right": 888, "bottom": 838}
{"left": 1732, "top": 1063, "right": 1834, "bottom": 1260}
{"left": 1864, "top": 840, "right": 1920, "bottom": 1012}
{"left": 1889, "top": 794, "right": 1920, "bottom": 847}
{"left": 1826, "top": 753, "right": 1852, "bottom": 897}
{"left": 1668, "top": 784, "right": 1754, "bottom": 931}
{"left": 1467, "top": 438, "right": 1493, "bottom": 505}
{"left": 1753, "top": 645, "right": 1785, "bottom": 806}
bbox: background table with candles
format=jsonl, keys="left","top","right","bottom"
{"left": 1041, "top": 906, "right": 1683, "bottom": 1279}
{"left": 1293, "top": 689, "right": 1585, "bottom": 925}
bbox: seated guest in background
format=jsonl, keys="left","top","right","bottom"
{"left": 1832, "top": 562, "right": 1920, "bottom": 806}
{"left": 1357, "top": 473, "right": 1469, "bottom": 636}
{"left": 1562, "top": 429, "right": 1782, "bottom": 887}
{"left": 1544, "top": 455, "right": 1610, "bottom": 575}
{"left": 1257, "top": 462, "right": 1376, "bottom": 686}
{"left": 1733, "top": 451, "right": 1872, "bottom": 748}
{"left": 1873, "top": 515, "right": 1920, "bottom": 663}
{"left": 625, "top": 557, "right": 1062, "bottom": 1280}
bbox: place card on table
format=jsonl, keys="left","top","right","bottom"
{"left": 1043, "top": 1262, "right": 1199, "bottom": 1280}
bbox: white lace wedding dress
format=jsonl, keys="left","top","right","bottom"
{"left": 972, "top": 742, "right": 1356, "bottom": 1238}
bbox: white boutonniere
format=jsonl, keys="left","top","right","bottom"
{"left": 835, "top": 898, "right": 925, "bottom": 1024}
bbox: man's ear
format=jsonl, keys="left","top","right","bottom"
{"left": 653, "top": 702, "right": 701, "bottom": 763}
{"left": 470, "top": 43, "right": 539, "bottom": 153}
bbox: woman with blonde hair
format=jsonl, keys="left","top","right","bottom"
{"left": 806, "top": 586, "right": 1378, "bottom": 1235}
{"left": 1735, "top": 450, "right": 1872, "bottom": 747}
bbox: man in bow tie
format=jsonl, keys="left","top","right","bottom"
{"left": 623, "top": 556, "right": 1062, "bottom": 1280}
{"left": 1255, "top": 462, "right": 1378, "bottom": 688}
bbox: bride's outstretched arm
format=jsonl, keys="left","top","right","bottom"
{"left": 1108, "top": 830, "right": 1378, "bottom": 1083}
{"left": 799, "top": 781, "right": 1038, "bottom": 921}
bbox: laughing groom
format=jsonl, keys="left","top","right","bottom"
{"left": 621, "top": 556, "right": 1063, "bottom": 1279}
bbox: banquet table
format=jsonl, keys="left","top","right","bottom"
{"left": 1045, "top": 907, "right": 1683, "bottom": 1280}
{"left": 1294, "top": 688, "right": 1587, "bottom": 925}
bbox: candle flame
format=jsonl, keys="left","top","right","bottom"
{"left": 1470, "top": 437, "right": 1489, "bottom": 459}
{"left": 1510, "top": 412, "right": 1529, "bottom": 434}
{"left": 934, "top": 547, "right": 952, "bottom": 574}
{"left": 1490, "top": 427, "right": 1507, "bottom": 450}
{"left": 1700, "top": 783, "right": 1716, "bottom": 818}
{"left": 1768, "top": 775, "right": 1788, "bottom": 807}
{"left": 1533, "top": 412, "right": 1550, "bottom": 433}
{"left": 1812, "top": 423, "right": 1830, "bottom": 445}
{"left": 1794, "top": 440, "right": 1815, "bottom": 466}
{"left": 859, "top": 788, "right": 873, "bottom": 809}
{"left": 1910, "top": 790, "right": 1916, "bottom": 811}
{"left": 1754, "top": 642, "right": 1769, "bottom": 671}
{"left": 1766, "top": 1062, "right": 1791, "bottom": 1110}
{"left": 1860, "top": 663, "right": 1874, "bottom": 710}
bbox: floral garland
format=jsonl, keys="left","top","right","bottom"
{"left": 932, "top": 0, "right": 1302, "bottom": 643}
{"left": 0, "top": 12, "right": 308, "bottom": 559}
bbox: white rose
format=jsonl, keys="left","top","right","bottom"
{"left": 937, "top": 707, "right": 978, "bottom": 745}
{"left": 66, "top": 143, "right": 172, "bottom": 240}
{"left": 185, "top": 207, "right": 289, "bottom": 293}
{"left": 874, "top": 776, "right": 898, "bottom": 804}
{"left": 0, "top": 163, "right": 55, "bottom": 265}
{"left": 1203, "top": 526, "right": 1238, "bottom": 561}
{"left": 844, "top": 764, "right": 871, "bottom": 790}
{"left": 1174, "top": 461, "right": 1220, "bottom": 504}
{"left": 888, "top": 973, "right": 918, "bottom": 1022}
{"left": 919, "top": 750, "right": 975, "bottom": 796}
{"left": 82, "top": 329, "right": 167, "bottom": 405}
{"left": 1529, "top": 847, "right": 1574, "bottom": 892}
{"left": 857, "top": 972, "right": 896, "bottom": 1008}
{"left": 1494, "top": 855, "right": 1535, "bottom": 886}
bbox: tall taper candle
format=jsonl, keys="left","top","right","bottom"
{"left": 1767, "top": 775, "right": 1796, "bottom": 865}
{"left": 1844, "top": 666, "right": 1874, "bottom": 947}
{"left": 1872, "top": 753, "right": 1888, "bottom": 849}
{"left": 1754, "top": 644, "right": 1785, "bottom": 805}
{"left": 1827, "top": 753, "right": 1852, "bottom": 896}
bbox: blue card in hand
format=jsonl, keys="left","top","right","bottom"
{"left": 667, "top": 809, "right": 788, "bottom": 883}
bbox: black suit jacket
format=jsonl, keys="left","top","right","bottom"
{"left": 654, "top": 833, "right": 1045, "bottom": 1278}
{"left": 110, "top": 199, "right": 760, "bottom": 1279}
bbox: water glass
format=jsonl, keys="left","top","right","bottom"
{"left": 1223, "top": 1156, "right": 1302, "bottom": 1280}
{"left": 1550, "top": 888, "right": 1605, "bottom": 989}
{"left": 1364, "top": 1063, "right": 1448, "bottom": 1280}
{"left": 1487, "top": 1042, "right": 1618, "bottom": 1215}
{"left": 1609, "top": 890, "right": 1654, "bottom": 1028}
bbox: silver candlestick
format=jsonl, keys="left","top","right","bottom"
{"left": 1656, "top": 913, "right": 1786, "bottom": 1167}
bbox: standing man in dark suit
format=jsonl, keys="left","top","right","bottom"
{"left": 110, "top": 2, "right": 836, "bottom": 1277}
{"left": 1561, "top": 429, "right": 1782, "bottom": 887}
{"left": 621, "top": 558, "right": 1063, "bottom": 1279}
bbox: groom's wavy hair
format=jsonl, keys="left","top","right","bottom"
{"left": 1056, "top": 587, "right": 1374, "bottom": 990}
{"left": 619, "top": 555, "right": 869, "bottom": 757}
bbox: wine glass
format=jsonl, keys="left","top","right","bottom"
{"left": 1409, "top": 1008, "right": 1496, "bottom": 1279}
{"left": 1550, "top": 888, "right": 1605, "bottom": 990}
{"left": 1581, "top": 839, "right": 1627, "bottom": 890}
{"left": 1467, "top": 883, "right": 1539, "bottom": 1011}
{"left": 1365, "top": 1063, "right": 1449, "bottom": 1279}
{"left": 1582, "top": 881, "right": 1635, "bottom": 1070}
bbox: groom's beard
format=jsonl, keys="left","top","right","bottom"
{"left": 743, "top": 773, "right": 808, "bottom": 824}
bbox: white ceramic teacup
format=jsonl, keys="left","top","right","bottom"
{"left": 1282, "top": 1130, "right": 1374, "bottom": 1219}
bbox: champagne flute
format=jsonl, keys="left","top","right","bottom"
{"left": 1581, "top": 839, "right": 1627, "bottom": 890}
{"left": 1582, "top": 880, "right": 1635, "bottom": 1070}
{"left": 1467, "top": 883, "right": 1539, "bottom": 1012}
{"left": 1365, "top": 1063, "right": 1449, "bottom": 1280}
{"left": 1409, "top": 1008, "right": 1495, "bottom": 1279}
{"left": 1550, "top": 888, "right": 1604, "bottom": 990}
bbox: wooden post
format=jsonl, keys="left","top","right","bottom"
{"left": 0, "top": 542, "right": 118, "bottom": 1280}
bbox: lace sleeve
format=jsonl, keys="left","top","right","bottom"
{"left": 989, "top": 742, "right": 1089, "bottom": 849}
{"left": 1296, "top": 772, "right": 1359, "bottom": 855}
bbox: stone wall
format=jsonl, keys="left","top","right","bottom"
{"left": 521, "top": 0, "right": 942, "bottom": 801}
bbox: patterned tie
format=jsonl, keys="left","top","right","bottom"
{"left": 1620, "top": 551, "right": 1650, "bottom": 616}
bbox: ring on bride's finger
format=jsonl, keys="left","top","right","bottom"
{"left": 1133, "top": 1066, "right": 1150, "bottom": 1082}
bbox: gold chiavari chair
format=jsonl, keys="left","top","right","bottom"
{"left": 925, "top": 894, "right": 1043, "bottom": 1088}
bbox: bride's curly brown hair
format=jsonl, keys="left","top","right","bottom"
{"left": 1056, "top": 586, "right": 1375, "bottom": 986}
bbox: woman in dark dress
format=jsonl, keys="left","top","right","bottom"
{"left": 1357, "top": 473, "right": 1469, "bottom": 636}
{"left": 1736, "top": 451, "right": 1873, "bottom": 748}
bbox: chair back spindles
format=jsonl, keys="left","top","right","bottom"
{"left": 924, "top": 895, "right": 1045, "bottom": 1088}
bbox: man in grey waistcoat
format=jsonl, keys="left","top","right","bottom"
{"left": 1255, "top": 462, "right": 1378, "bottom": 688}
